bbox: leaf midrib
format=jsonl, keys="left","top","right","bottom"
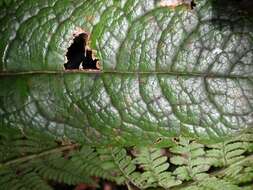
{"left": 0, "top": 70, "right": 251, "bottom": 79}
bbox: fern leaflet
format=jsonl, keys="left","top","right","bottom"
{"left": 133, "top": 147, "right": 181, "bottom": 189}
{"left": 169, "top": 137, "right": 211, "bottom": 181}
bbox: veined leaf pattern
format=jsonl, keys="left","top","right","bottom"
{"left": 0, "top": 0, "right": 252, "bottom": 144}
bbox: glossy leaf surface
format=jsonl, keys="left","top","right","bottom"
{"left": 0, "top": 0, "right": 252, "bottom": 145}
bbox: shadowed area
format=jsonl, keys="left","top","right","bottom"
{"left": 211, "top": 0, "right": 253, "bottom": 30}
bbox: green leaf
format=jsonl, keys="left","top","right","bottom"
{"left": 0, "top": 126, "right": 95, "bottom": 189}
{"left": 206, "top": 132, "right": 253, "bottom": 167}
{"left": 0, "top": 125, "right": 57, "bottom": 163}
{"left": 182, "top": 177, "right": 241, "bottom": 190}
{"left": 108, "top": 147, "right": 143, "bottom": 188}
{"left": 0, "top": 0, "right": 252, "bottom": 146}
{"left": 0, "top": 1, "right": 253, "bottom": 189}
{"left": 170, "top": 137, "right": 211, "bottom": 181}
{"left": 220, "top": 155, "right": 253, "bottom": 185}
{"left": 0, "top": 126, "right": 252, "bottom": 189}
{"left": 133, "top": 147, "right": 181, "bottom": 189}
{"left": 0, "top": 166, "right": 53, "bottom": 190}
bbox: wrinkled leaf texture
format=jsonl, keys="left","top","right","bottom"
{"left": 0, "top": 0, "right": 252, "bottom": 145}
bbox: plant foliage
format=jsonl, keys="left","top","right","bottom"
{"left": 0, "top": 126, "right": 252, "bottom": 189}
{"left": 0, "top": 0, "right": 253, "bottom": 189}
{"left": 133, "top": 147, "right": 181, "bottom": 189}
{"left": 0, "top": 126, "right": 93, "bottom": 190}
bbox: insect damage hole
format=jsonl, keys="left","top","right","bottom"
{"left": 190, "top": 0, "right": 196, "bottom": 9}
{"left": 64, "top": 32, "right": 100, "bottom": 71}
{"left": 158, "top": 0, "right": 196, "bottom": 9}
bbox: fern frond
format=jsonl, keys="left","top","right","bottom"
{"left": 237, "top": 132, "right": 253, "bottom": 152}
{"left": 0, "top": 150, "right": 94, "bottom": 189}
{"left": 109, "top": 147, "right": 143, "bottom": 188}
{"left": 182, "top": 177, "right": 241, "bottom": 190}
{"left": 96, "top": 147, "right": 127, "bottom": 185}
{"left": 241, "top": 185, "right": 253, "bottom": 190}
{"left": 33, "top": 152, "right": 94, "bottom": 185}
{"left": 0, "top": 126, "right": 57, "bottom": 162}
{"left": 134, "top": 147, "right": 181, "bottom": 189}
{"left": 70, "top": 146, "right": 119, "bottom": 182}
{"left": 221, "top": 155, "right": 253, "bottom": 185}
{"left": 206, "top": 133, "right": 253, "bottom": 167}
{"left": 0, "top": 166, "right": 52, "bottom": 190}
{"left": 225, "top": 165, "right": 253, "bottom": 185}
{"left": 0, "top": 126, "right": 94, "bottom": 188}
{"left": 95, "top": 147, "right": 145, "bottom": 189}
{"left": 169, "top": 137, "right": 210, "bottom": 181}
{"left": 1, "top": 125, "right": 252, "bottom": 189}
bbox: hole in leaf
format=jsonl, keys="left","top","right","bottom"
{"left": 158, "top": 0, "right": 196, "bottom": 9}
{"left": 64, "top": 32, "right": 100, "bottom": 71}
{"left": 190, "top": 0, "right": 196, "bottom": 9}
